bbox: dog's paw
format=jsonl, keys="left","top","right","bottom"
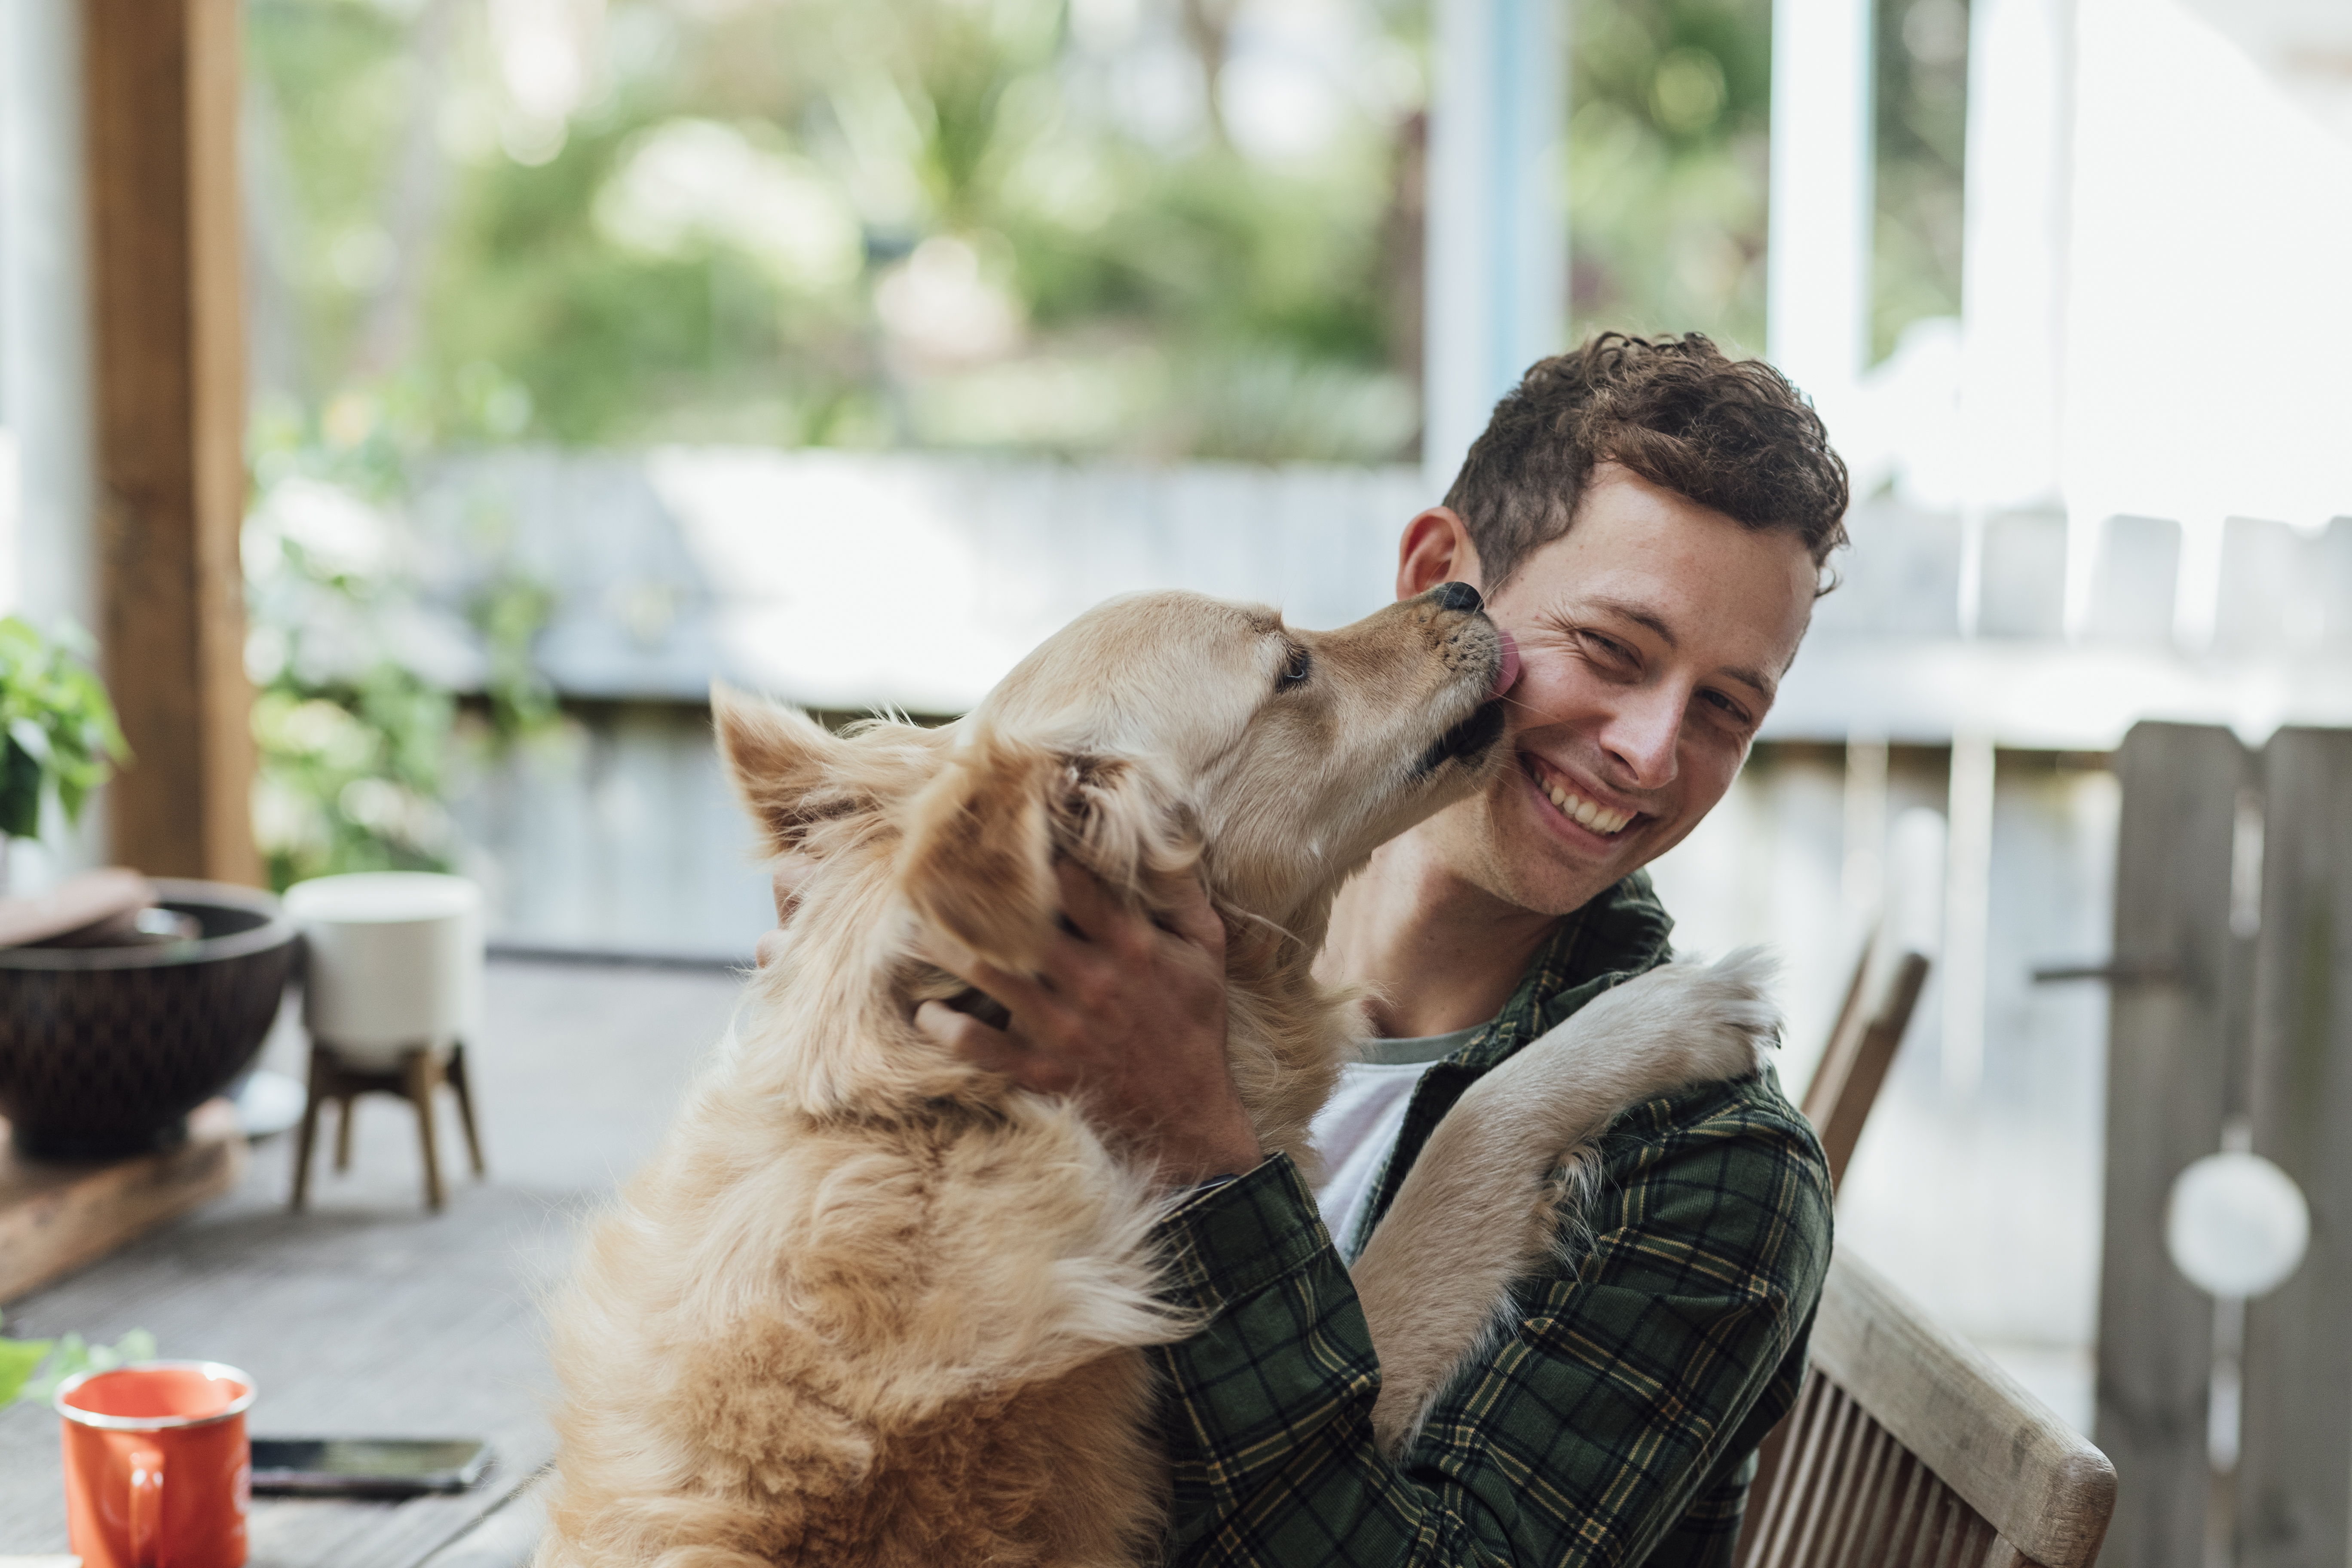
{"left": 1567, "top": 946, "right": 1782, "bottom": 1095}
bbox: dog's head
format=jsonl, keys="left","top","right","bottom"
{"left": 716, "top": 583, "right": 1509, "bottom": 977}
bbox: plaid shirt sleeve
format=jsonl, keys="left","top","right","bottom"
{"left": 1149, "top": 1065, "right": 1833, "bottom": 1568}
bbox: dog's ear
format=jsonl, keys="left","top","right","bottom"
{"left": 896, "top": 733, "right": 1061, "bottom": 973}
{"left": 712, "top": 682, "right": 858, "bottom": 857}
{"left": 1051, "top": 754, "right": 1197, "bottom": 899}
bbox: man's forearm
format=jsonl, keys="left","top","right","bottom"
{"left": 1155, "top": 1158, "right": 1499, "bottom": 1568}
{"left": 1151, "top": 1080, "right": 1829, "bottom": 1568}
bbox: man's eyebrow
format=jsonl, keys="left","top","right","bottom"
{"left": 1724, "top": 663, "right": 1778, "bottom": 706}
{"left": 1582, "top": 595, "right": 1677, "bottom": 648}
{"left": 1564, "top": 595, "right": 1780, "bottom": 707}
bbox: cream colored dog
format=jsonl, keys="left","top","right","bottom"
{"left": 536, "top": 585, "right": 1776, "bottom": 1567}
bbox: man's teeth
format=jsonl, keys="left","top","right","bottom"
{"left": 1541, "top": 778, "right": 1633, "bottom": 835}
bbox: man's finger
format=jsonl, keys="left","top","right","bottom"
{"left": 915, "top": 1001, "right": 1076, "bottom": 1094}
{"left": 928, "top": 944, "right": 1063, "bottom": 1026}
{"left": 1162, "top": 866, "right": 1226, "bottom": 956}
{"left": 1055, "top": 857, "right": 1159, "bottom": 965}
{"left": 917, "top": 938, "right": 1088, "bottom": 1055}
{"left": 915, "top": 1000, "right": 1022, "bottom": 1074}
{"left": 1053, "top": 858, "right": 1118, "bottom": 942}
{"left": 1038, "top": 924, "right": 1124, "bottom": 1014}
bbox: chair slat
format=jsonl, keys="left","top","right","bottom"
{"left": 1945, "top": 1487, "right": 1990, "bottom": 1568}
{"left": 1879, "top": 1448, "right": 1932, "bottom": 1563}
{"left": 1920, "top": 1485, "right": 1964, "bottom": 1568}
{"left": 1824, "top": 1412, "right": 1897, "bottom": 1567}
{"left": 1731, "top": 1252, "right": 2110, "bottom": 1568}
{"left": 1743, "top": 1372, "right": 1828, "bottom": 1565}
{"left": 1804, "top": 1254, "right": 2114, "bottom": 1567}
{"left": 1856, "top": 1424, "right": 1920, "bottom": 1565}
{"left": 1815, "top": 1406, "right": 1877, "bottom": 1567}
{"left": 1787, "top": 1380, "right": 1864, "bottom": 1564}
{"left": 1739, "top": 1377, "right": 2014, "bottom": 1567}
{"left": 1757, "top": 1371, "right": 1845, "bottom": 1567}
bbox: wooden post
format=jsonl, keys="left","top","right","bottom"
{"left": 2092, "top": 721, "right": 2251, "bottom": 1568}
{"left": 2238, "top": 728, "right": 2352, "bottom": 1566}
{"left": 83, "top": 0, "right": 259, "bottom": 884}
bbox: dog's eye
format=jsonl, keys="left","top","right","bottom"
{"left": 1279, "top": 647, "right": 1311, "bottom": 689}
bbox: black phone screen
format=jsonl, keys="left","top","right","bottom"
{"left": 249, "top": 1437, "right": 493, "bottom": 1497}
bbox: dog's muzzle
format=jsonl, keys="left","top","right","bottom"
{"left": 1414, "top": 700, "right": 1507, "bottom": 777}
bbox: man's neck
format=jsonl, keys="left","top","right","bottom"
{"left": 1316, "top": 825, "right": 1563, "bottom": 1039}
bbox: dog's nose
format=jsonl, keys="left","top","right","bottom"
{"left": 1432, "top": 581, "right": 1482, "bottom": 613}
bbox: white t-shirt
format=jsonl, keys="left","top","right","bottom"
{"left": 1309, "top": 1021, "right": 1491, "bottom": 1258}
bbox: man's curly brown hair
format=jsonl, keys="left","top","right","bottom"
{"left": 1443, "top": 332, "right": 1850, "bottom": 591}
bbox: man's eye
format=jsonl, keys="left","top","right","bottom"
{"left": 1280, "top": 648, "right": 1311, "bottom": 688}
{"left": 1580, "top": 632, "right": 1634, "bottom": 667}
{"left": 1700, "top": 689, "right": 1752, "bottom": 725}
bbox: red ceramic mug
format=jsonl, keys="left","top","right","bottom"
{"left": 56, "top": 1361, "right": 254, "bottom": 1568}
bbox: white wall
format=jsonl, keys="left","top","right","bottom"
{"left": 0, "top": 0, "right": 106, "bottom": 887}
{"left": 0, "top": 0, "right": 96, "bottom": 634}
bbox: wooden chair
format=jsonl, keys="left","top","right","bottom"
{"left": 1736, "top": 1249, "right": 2116, "bottom": 1567}
{"left": 1802, "top": 931, "right": 1932, "bottom": 1192}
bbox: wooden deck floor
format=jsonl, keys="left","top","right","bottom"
{"left": 0, "top": 957, "right": 747, "bottom": 1566}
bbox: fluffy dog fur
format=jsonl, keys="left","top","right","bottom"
{"left": 536, "top": 587, "right": 1775, "bottom": 1568}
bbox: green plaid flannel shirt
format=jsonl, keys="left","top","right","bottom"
{"left": 1151, "top": 872, "right": 1834, "bottom": 1567}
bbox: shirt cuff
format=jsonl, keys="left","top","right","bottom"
{"left": 1155, "top": 1153, "right": 1335, "bottom": 1311}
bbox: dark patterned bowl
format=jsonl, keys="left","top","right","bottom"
{"left": 0, "top": 879, "right": 299, "bottom": 1159}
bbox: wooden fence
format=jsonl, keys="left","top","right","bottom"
{"left": 2095, "top": 723, "right": 2352, "bottom": 1566}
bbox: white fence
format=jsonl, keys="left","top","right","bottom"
{"left": 377, "top": 447, "right": 2352, "bottom": 738}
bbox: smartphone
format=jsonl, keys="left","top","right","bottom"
{"left": 248, "top": 1437, "right": 494, "bottom": 1498}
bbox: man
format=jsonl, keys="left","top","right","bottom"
{"left": 788, "top": 333, "right": 1846, "bottom": 1565}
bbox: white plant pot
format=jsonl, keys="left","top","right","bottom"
{"left": 284, "top": 873, "right": 485, "bottom": 1070}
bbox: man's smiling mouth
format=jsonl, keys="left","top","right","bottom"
{"left": 1522, "top": 756, "right": 1636, "bottom": 836}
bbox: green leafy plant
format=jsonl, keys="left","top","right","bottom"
{"left": 0, "top": 616, "right": 130, "bottom": 852}
{"left": 245, "top": 0, "right": 1425, "bottom": 461}
{"left": 243, "top": 404, "right": 564, "bottom": 892}
{"left": 0, "top": 1311, "right": 156, "bottom": 1406}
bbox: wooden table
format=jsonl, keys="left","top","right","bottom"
{"left": 1, "top": 1099, "right": 248, "bottom": 1303}
{"left": 0, "top": 957, "right": 747, "bottom": 1568}
{"left": 0, "top": 1158, "right": 564, "bottom": 1566}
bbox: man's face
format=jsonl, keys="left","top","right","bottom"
{"left": 1417, "top": 462, "right": 1819, "bottom": 917}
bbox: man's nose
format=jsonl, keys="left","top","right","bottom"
{"left": 1603, "top": 684, "right": 1683, "bottom": 790}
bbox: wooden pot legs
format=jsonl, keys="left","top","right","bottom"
{"left": 290, "top": 1041, "right": 485, "bottom": 1212}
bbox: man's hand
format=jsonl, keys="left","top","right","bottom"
{"left": 753, "top": 851, "right": 1261, "bottom": 1187}
{"left": 914, "top": 859, "right": 1263, "bottom": 1189}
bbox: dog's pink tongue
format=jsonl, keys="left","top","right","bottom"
{"left": 1491, "top": 630, "right": 1522, "bottom": 698}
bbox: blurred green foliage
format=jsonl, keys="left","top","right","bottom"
{"left": 244, "top": 398, "right": 560, "bottom": 891}
{"left": 1568, "top": 0, "right": 1773, "bottom": 352}
{"left": 1874, "top": 0, "right": 1969, "bottom": 360}
{"left": 0, "top": 617, "right": 129, "bottom": 846}
{"left": 247, "top": 0, "right": 1966, "bottom": 456}
{"left": 0, "top": 1312, "right": 157, "bottom": 1406}
{"left": 237, "top": 0, "right": 1966, "bottom": 882}
{"left": 247, "top": 0, "right": 1424, "bottom": 462}
{"left": 1569, "top": 0, "right": 1969, "bottom": 361}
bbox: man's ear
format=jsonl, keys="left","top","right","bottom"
{"left": 1395, "top": 507, "right": 1485, "bottom": 601}
{"left": 896, "top": 733, "right": 1061, "bottom": 974}
{"left": 712, "top": 682, "right": 856, "bottom": 857}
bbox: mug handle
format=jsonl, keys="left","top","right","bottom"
{"left": 128, "top": 1443, "right": 165, "bottom": 1568}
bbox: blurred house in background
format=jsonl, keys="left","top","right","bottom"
{"left": 1, "top": 0, "right": 2348, "bottom": 1501}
